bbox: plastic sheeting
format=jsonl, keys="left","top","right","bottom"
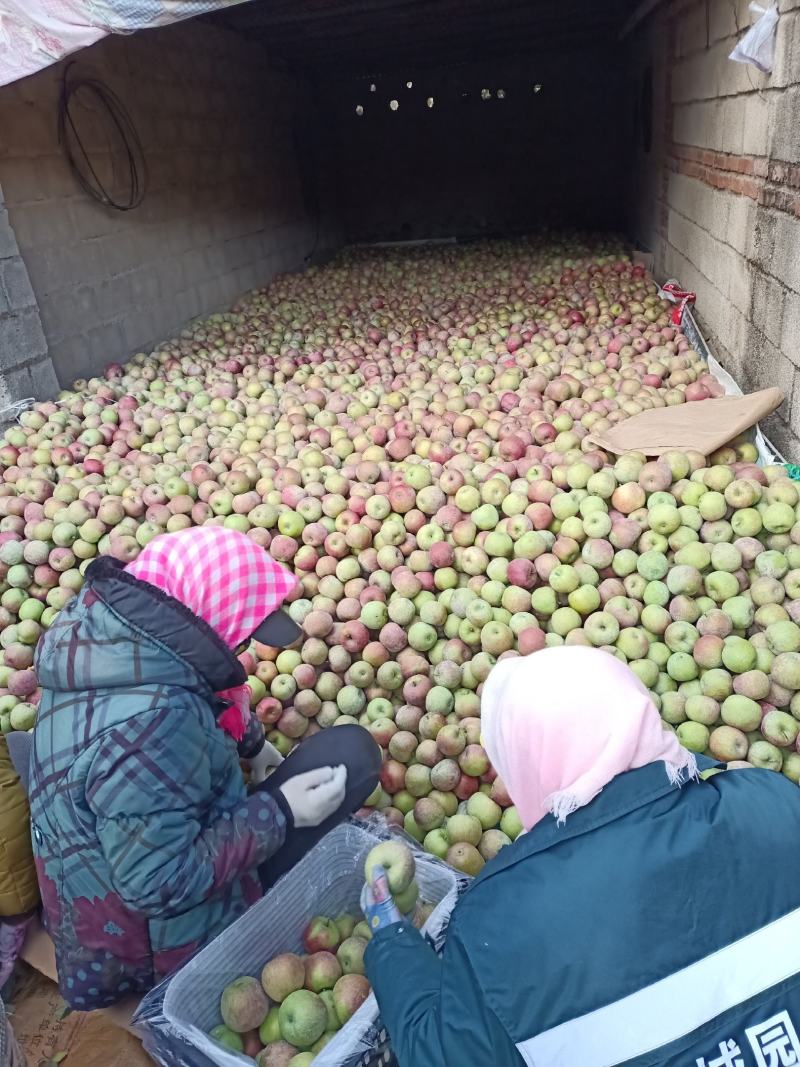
{"left": 0, "top": 0, "right": 253, "bottom": 88}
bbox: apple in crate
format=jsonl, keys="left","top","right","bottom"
{"left": 337, "top": 936, "right": 368, "bottom": 976}
{"left": 220, "top": 975, "right": 270, "bottom": 1033}
{"left": 320, "top": 989, "right": 341, "bottom": 1032}
{"left": 257, "top": 1042, "right": 299, "bottom": 1067}
{"left": 259, "top": 1007, "right": 282, "bottom": 1045}
{"left": 209, "top": 1025, "right": 243, "bottom": 1052}
{"left": 302, "top": 916, "right": 341, "bottom": 953}
{"left": 353, "top": 920, "right": 372, "bottom": 941}
{"left": 261, "top": 953, "right": 305, "bottom": 1003}
{"left": 394, "top": 879, "right": 419, "bottom": 915}
{"left": 335, "top": 913, "right": 357, "bottom": 940}
{"left": 242, "top": 1030, "right": 264, "bottom": 1058}
{"left": 304, "top": 950, "right": 342, "bottom": 993}
{"left": 278, "top": 988, "right": 327, "bottom": 1049}
{"left": 333, "top": 973, "right": 371, "bottom": 1024}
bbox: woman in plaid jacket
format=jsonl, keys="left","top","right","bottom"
{"left": 28, "top": 527, "right": 379, "bottom": 1010}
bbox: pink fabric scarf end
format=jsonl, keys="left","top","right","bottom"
{"left": 216, "top": 685, "right": 251, "bottom": 742}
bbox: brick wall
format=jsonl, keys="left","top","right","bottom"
{"left": 631, "top": 0, "right": 800, "bottom": 460}
{"left": 0, "top": 185, "right": 59, "bottom": 408}
{"left": 0, "top": 20, "right": 339, "bottom": 389}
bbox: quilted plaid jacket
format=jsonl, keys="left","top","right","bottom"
{"left": 29, "top": 556, "right": 287, "bottom": 1010}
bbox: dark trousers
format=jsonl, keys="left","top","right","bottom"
{"left": 257, "top": 724, "right": 382, "bottom": 890}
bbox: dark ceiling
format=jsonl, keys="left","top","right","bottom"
{"left": 212, "top": 0, "right": 642, "bottom": 76}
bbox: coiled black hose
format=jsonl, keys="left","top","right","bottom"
{"left": 57, "top": 62, "right": 147, "bottom": 211}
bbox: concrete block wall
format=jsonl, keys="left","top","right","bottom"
{"left": 0, "top": 19, "right": 338, "bottom": 390}
{"left": 0, "top": 184, "right": 59, "bottom": 407}
{"left": 631, "top": 0, "right": 800, "bottom": 460}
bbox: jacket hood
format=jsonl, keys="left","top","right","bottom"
{"left": 35, "top": 556, "right": 246, "bottom": 697}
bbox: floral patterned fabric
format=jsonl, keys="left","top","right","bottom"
{"left": 0, "top": 0, "right": 253, "bottom": 88}
{"left": 29, "top": 556, "right": 286, "bottom": 1010}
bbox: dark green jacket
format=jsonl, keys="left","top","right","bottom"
{"left": 366, "top": 762, "right": 800, "bottom": 1067}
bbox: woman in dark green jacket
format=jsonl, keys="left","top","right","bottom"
{"left": 365, "top": 647, "right": 800, "bottom": 1067}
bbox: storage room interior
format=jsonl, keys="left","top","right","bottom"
{"left": 0, "top": 0, "right": 798, "bottom": 451}
{"left": 2, "top": 4, "right": 800, "bottom": 1061}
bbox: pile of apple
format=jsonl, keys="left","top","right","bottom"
{"left": 0, "top": 235, "right": 796, "bottom": 878}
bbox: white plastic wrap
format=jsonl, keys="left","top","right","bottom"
{"left": 0, "top": 397, "right": 34, "bottom": 430}
{"left": 0, "top": 1, "right": 254, "bottom": 88}
{"left": 159, "top": 820, "right": 460, "bottom": 1067}
{"left": 729, "top": 3, "right": 779, "bottom": 74}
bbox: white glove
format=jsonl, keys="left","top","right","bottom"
{"left": 249, "top": 741, "right": 284, "bottom": 785}
{"left": 279, "top": 765, "right": 347, "bottom": 828}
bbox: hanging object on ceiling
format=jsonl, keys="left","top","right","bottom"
{"left": 406, "top": 80, "right": 413, "bottom": 88}
{"left": 426, "top": 97, "right": 435, "bottom": 108}
{"left": 497, "top": 88, "right": 506, "bottom": 99}
{"left": 389, "top": 99, "right": 399, "bottom": 110}
{"left": 729, "top": 2, "right": 779, "bottom": 73}
{"left": 355, "top": 104, "right": 364, "bottom": 116}
{"left": 370, "top": 83, "right": 377, "bottom": 92}
{"left": 481, "top": 88, "right": 492, "bottom": 99}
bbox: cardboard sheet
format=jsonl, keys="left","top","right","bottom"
{"left": 8, "top": 966, "right": 152, "bottom": 1067}
{"left": 585, "top": 388, "right": 784, "bottom": 457}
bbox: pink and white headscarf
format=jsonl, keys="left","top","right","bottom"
{"left": 126, "top": 527, "right": 298, "bottom": 740}
{"left": 481, "top": 647, "right": 697, "bottom": 833}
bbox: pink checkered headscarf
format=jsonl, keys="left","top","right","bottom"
{"left": 126, "top": 527, "right": 298, "bottom": 739}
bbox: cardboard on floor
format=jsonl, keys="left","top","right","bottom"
{"left": 8, "top": 965, "right": 153, "bottom": 1067}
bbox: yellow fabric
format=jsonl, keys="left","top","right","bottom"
{"left": 0, "top": 736, "right": 38, "bottom": 916}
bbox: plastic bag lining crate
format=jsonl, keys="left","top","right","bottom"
{"left": 160, "top": 819, "right": 460, "bottom": 1067}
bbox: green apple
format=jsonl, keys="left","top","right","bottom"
{"left": 721, "top": 694, "right": 762, "bottom": 731}
{"left": 423, "top": 828, "right": 450, "bottom": 860}
{"left": 446, "top": 812, "right": 483, "bottom": 846}
{"left": 721, "top": 636, "right": 757, "bottom": 674}
{"left": 500, "top": 806, "right": 524, "bottom": 840}
{"left": 466, "top": 792, "right": 502, "bottom": 830}
{"left": 677, "top": 721, "right": 709, "bottom": 752}
{"left": 721, "top": 595, "right": 754, "bottom": 629}
{"left": 685, "top": 694, "right": 720, "bottom": 726}
{"left": 363, "top": 841, "right": 415, "bottom": 893}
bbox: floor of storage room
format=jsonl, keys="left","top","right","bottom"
{"left": 8, "top": 964, "right": 152, "bottom": 1067}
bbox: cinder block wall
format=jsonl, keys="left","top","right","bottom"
{"left": 0, "top": 19, "right": 338, "bottom": 390}
{"left": 630, "top": 0, "right": 800, "bottom": 460}
{"left": 0, "top": 186, "right": 59, "bottom": 406}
